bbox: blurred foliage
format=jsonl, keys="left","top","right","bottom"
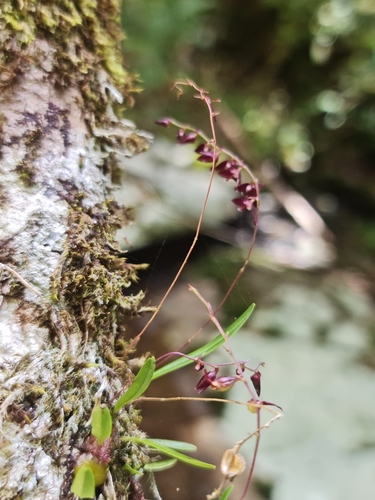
{"left": 120, "top": 0, "right": 214, "bottom": 88}
{"left": 120, "top": 5, "right": 375, "bottom": 497}
{"left": 121, "top": 0, "right": 375, "bottom": 266}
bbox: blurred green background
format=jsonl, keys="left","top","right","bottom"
{"left": 118, "top": 1, "right": 375, "bottom": 499}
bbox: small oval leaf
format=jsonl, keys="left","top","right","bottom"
{"left": 71, "top": 465, "right": 95, "bottom": 499}
{"left": 91, "top": 404, "right": 112, "bottom": 445}
{"left": 144, "top": 458, "right": 177, "bottom": 472}
{"left": 114, "top": 357, "right": 155, "bottom": 413}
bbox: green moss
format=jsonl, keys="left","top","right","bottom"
{"left": 0, "top": 0, "right": 138, "bottom": 121}
{"left": 51, "top": 200, "right": 148, "bottom": 361}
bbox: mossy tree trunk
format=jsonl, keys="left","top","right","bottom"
{"left": 0, "top": 2, "right": 149, "bottom": 499}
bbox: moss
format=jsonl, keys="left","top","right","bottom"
{"left": 0, "top": 0, "right": 139, "bottom": 123}
{"left": 0, "top": 3, "right": 152, "bottom": 496}
{"left": 51, "top": 199, "right": 148, "bottom": 360}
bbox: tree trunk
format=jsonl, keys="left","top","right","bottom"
{"left": 0, "top": 2, "right": 149, "bottom": 498}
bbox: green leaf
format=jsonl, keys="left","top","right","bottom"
{"left": 146, "top": 438, "right": 197, "bottom": 452}
{"left": 123, "top": 463, "right": 142, "bottom": 476}
{"left": 144, "top": 458, "right": 177, "bottom": 472}
{"left": 219, "top": 484, "right": 234, "bottom": 500}
{"left": 70, "top": 465, "right": 95, "bottom": 499}
{"left": 122, "top": 436, "right": 215, "bottom": 470}
{"left": 114, "top": 356, "right": 156, "bottom": 413}
{"left": 152, "top": 304, "right": 255, "bottom": 380}
{"left": 91, "top": 404, "right": 112, "bottom": 445}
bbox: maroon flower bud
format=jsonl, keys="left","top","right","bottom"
{"left": 211, "top": 376, "right": 237, "bottom": 392}
{"left": 235, "top": 183, "right": 257, "bottom": 198}
{"left": 214, "top": 160, "right": 231, "bottom": 171}
{"left": 194, "top": 359, "right": 204, "bottom": 371}
{"left": 215, "top": 160, "right": 240, "bottom": 181}
{"left": 176, "top": 128, "right": 185, "bottom": 140}
{"left": 231, "top": 197, "right": 254, "bottom": 212}
{"left": 177, "top": 131, "right": 198, "bottom": 144}
{"left": 195, "top": 369, "right": 217, "bottom": 394}
{"left": 195, "top": 143, "right": 212, "bottom": 154}
{"left": 155, "top": 117, "right": 172, "bottom": 128}
{"left": 195, "top": 143, "right": 218, "bottom": 162}
{"left": 219, "top": 166, "right": 240, "bottom": 181}
{"left": 197, "top": 152, "right": 217, "bottom": 163}
{"left": 250, "top": 371, "right": 261, "bottom": 396}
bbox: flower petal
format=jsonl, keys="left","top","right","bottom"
{"left": 211, "top": 376, "right": 237, "bottom": 392}
{"left": 231, "top": 198, "right": 254, "bottom": 211}
{"left": 195, "top": 369, "right": 217, "bottom": 394}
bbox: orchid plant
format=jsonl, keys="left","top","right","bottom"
{"left": 1, "top": 80, "right": 281, "bottom": 499}
{"left": 23, "top": 79, "right": 278, "bottom": 500}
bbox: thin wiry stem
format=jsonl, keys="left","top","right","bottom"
{"left": 123, "top": 84, "right": 220, "bottom": 357}
{"left": 138, "top": 396, "right": 249, "bottom": 407}
{"left": 240, "top": 409, "right": 261, "bottom": 500}
{"left": 123, "top": 151, "right": 217, "bottom": 357}
{"left": 150, "top": 81, "right": 261, "bottom": 366}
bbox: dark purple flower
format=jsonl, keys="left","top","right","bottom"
{"left": 197, "top": 152, "right": 217, "bottom": 163}
{"left": 250, "top": 371, "right": 261, "bottom": 396}
{"left": 195, "top": 369, "right": 217, "bottom": 394}
{"left": 215, "top": 160, "right": 230, "bottom": 173}
{"left": 176, "top": 129, "right": 198, "bottom": 144}
{"left": 231, "top": 197, "right": 254, "bottom": 212}
{"left": 155, "top": 117, "right": 172, "bottom": 128}
{"left": 195, "top": 143, "right": 212, "bottom": 154}
{"left": 235, "top": 183, "right": 257, "bottom": 198}
{"left": 195, "top": 143, "right": 218, "bottom": 162}
{"left": 215, "top": 160, "right": 240, "bottom": 181}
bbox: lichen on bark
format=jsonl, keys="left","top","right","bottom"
{"left": 0, "top": 2, "right": 151, "bottom": 499}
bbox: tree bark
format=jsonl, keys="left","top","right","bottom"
{"left": 0, "top": 2, "right": 149, "bottom": 498}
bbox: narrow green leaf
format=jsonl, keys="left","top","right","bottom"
{"left": 152, "top": 304, "right": 255, "bottom": 380}
{"left": 122, "top": 436, "right": 215, "bottom": 470}
{"left": 114, "top": 356, "right": 156, "bottom": 413}
{"left": 123, "top": 463, "right": 142, "bottom": 476}
{"left": 219, "top": 484, "right": 234, "bottom": 500}
{"left": 144, "top": 458, "right": 177, "bottom": 472}
{"left": 91, "top": 404, "right": 112, "bottom": 445}
{"left": 70, "top": 465, "right": 95, "bottom": 499}
{"left": 147, "top": 438, "right": 197, "bottom": 452}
